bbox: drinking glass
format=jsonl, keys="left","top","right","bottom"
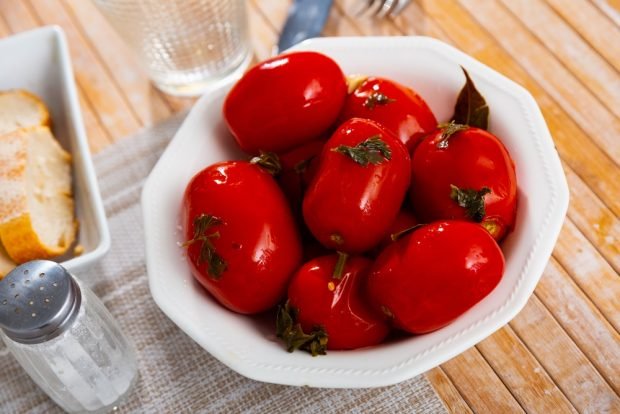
{"left": 93, "top": 0, "right": 251, "bottom": 96}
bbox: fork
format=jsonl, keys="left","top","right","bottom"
{"left": 356, "top": 0, "right": 411, "bottom": 17}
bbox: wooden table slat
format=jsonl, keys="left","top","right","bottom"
{"left": 555, "top": 219, "right": 620, "bottom": 331}
{"left": 1, "top": 1, "right": 618, "bottom": 412}
{"left": 324, "top": 2, "right": 372, "bottom": 37}
{"left": 0, "top": 11, "right": 11, "bottom": 37}
{"left": 563, "top": 165, "right": 620, "bottom": 275}
{"left": 426, "top": 367, "right": 474, "bottom": 414}
{"left": 510, "top": 295, "right": 620, "bottom": 413}
{"left": 591, "top": 0, "right": 620, "bottom": 27}
{"left": 501, "top": 0, "right": 620, "bottom": 120}
{"left": 75, "top": 87, "right": 114, "bottom": 153}
{"left": 247, "top": 0, "right": 280, "bottom": 62}
{"left": 537, "top": 259, "right": 620, "bottom": 393}
{"left": 476, "top": 326, "right": 578, "bottom": 413}
{"left": 545, "top": 0, "right": 620, "bottom": 72}
{"left": 442, "top": 347, "right": 526, "bottom": 413}
{"left": 0, "top": 0, "right": 38, "bottom": 33}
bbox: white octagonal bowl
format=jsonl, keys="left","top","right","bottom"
{"left": 142, "top": 36, "right": 569, "bottom": 388}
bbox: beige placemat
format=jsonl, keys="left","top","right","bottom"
{"left": 0, "top": 114, "right": 448, "bottom": 414}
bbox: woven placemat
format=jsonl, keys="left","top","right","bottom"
{"left": 0, "top": 114, "right": 447, "bottom": 413}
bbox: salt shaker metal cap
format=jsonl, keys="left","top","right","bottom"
{"left": 0, "top": 260, "right": 138, "bottom": 413}
{"left": 0, "top": 260, "right": 81, "bottom": 344}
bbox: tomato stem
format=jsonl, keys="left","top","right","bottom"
{"left": 450, "top": 184, "right": 491, "bottom": 222}
{"left": 330, "top": 233, "right": 344, "bottom": 245}
{"left": 390, "top": 224, "right": 425, "bottom": 241}
{"left": 436, "top": 121, "right": 469, "bottom": 149}
{"left": 250, "top": 151, "right": 282, "bottom": 175}
{"left": 363, "top": 92, "right": 395, "bottom": 109}
{"left": 333, "top": 251, "right": 349, "bottom": 280}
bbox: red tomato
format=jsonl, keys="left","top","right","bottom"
{"left": 367, "top": 221, "right": 505, "bottom": 334}
{"left": 286, "top": 255, "right": 389, "bottom": 350}
{"left": 182, "top": 161, "right": 302, "bottom": 314}
{"left": 339, "top": 77, "right": 437, "bottom": 151}
{"left": 377, "top": 208, "right": 418, "bottom": 250}
{"left": 410, "top": 125, "right": 517, "bottom": 241}
{"left": 303, "top": 118, "right": 411, "bottom": 253}
{"left": 223, "top": 51, "right": 347, "bottom": 154}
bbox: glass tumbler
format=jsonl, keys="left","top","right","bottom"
{"left": 93, "top": 0, "right": 251, "bottom": 96}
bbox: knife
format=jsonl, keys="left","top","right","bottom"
{"left": 276, "top": 0, "right": 334, "bottom": 54}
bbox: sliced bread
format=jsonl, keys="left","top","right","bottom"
{"left": 0, "top": 242, "right": 15, "bottom": 279}
{"left": 0, "top": 90, "right": 51, "bottom": 135}
{"left": 0, "top": 126, "right": 76, "bottom": 263}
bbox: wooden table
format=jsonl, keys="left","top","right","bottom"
{"left": 2, "top": 0, "right": 618, "bottom": 412}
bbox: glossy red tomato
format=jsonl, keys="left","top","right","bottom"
{"left": 303, "top": 118, "right": 411, "bottom": 253}
{"left": 367, "top": 221, "right": 504, "bottom": 334}
{"left": 410, "top": 125, "right": 517, "bottom": 241}
{"left": 285, "top": 255, "right": 389, "bottom": 351}
{"left": 339, "top": 77, "right": 437, "bottom": 151}
{"left": 223, "top": 51, "right": 347, "bottom": 154}
{"left": 182, "top": 161, "right": 302, "bottom": 314}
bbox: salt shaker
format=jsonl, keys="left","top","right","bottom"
{"left": 0, "top": 260, "right": 138, "bottom": 413}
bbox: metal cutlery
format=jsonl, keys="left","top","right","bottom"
{"left": 356, "top": 0, "right": 411, "bottom": 18}
{"left": 276, "top": 0, "right": 334, "bottom": 54}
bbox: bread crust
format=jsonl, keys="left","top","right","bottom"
{"left": 0, "top": 89, "right": 51, "bottom": 133}
{"left": 0, "top": 242, "right": 15, "bottom": 279}
{"left": 0, "top": 126, "right": 76, "bottom": 264}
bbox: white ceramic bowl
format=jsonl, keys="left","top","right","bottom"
{"left": 0, "top": 27, "right": 110, "bottom": 272}
{"left": 143, "top": 36, "right": 569, "bottom": 388}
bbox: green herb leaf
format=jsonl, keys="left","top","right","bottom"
{"left": 363, "top": 92, "right": 395, "bottom": 109}
{"left": 203, "top": 242, "right": 227, "bottom": 278}
{"left": 250, "top": 151, "right": 282, "bottom": 175}
{"left": 436, "top": 121, "right": 469, "bottom": 149}
{"left": 182, "top": 214, "right": 227, "bottom": 279}
{"left": 332, "top": 136, "right": 392, "bottom": 166}
{"left": 293, "top": 156, "right": 315, "bottom": 175}
{"left": 307, "top": 329, "right": 328, "bottom": 356}
{"left": 452, "top": 67, "right": 489, "bottom": 130}
{"left": 450, "top": 184, "right": 491, "bottom": 222}
{"left": 276, "top": 302, "right": 328, "bottom": 356}
{"left": 275, "top": 301, "right": 297, "bottom": 338}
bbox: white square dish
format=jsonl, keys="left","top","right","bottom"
{"left": 0, "top": 26, "right": 110, "bottom": 272}
{"left": 142, "top": 36, "right": 569, "bottom": 388}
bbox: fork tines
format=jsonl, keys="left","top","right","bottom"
{"left": 356, "top": 0, "right": 410, "bottom": 18}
